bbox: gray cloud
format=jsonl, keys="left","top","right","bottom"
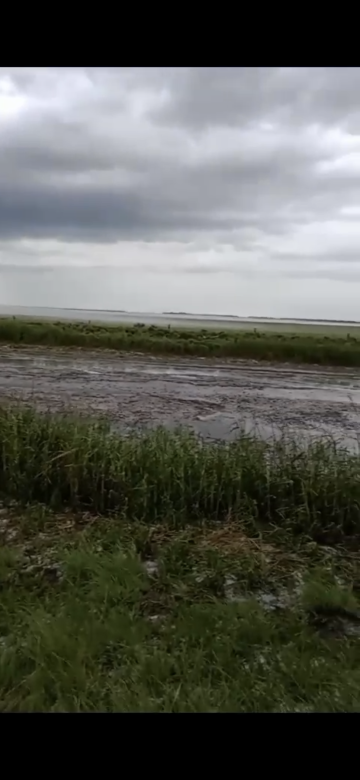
{"left": 2, "top": 68, "right": 360, "bottom": 318}
{"left": 1, "top": 67, "right": 360, "bottom": 246}
{"left": 152, "top": 67, "right": 360, "bottom": 130}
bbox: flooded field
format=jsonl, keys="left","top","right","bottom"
{"left": 1, "top": 346, "right": 360, "bottom": 452}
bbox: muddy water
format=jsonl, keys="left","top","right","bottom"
{"left": 1, "top": 347, "right": 360, "bottom": 451}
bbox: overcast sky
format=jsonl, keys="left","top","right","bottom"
{"left": 1, "top": 67, "right": 360, "bottom": 319}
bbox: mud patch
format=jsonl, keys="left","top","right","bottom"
{"left": 143, "top": 559, "right": 159, "bottom": 578}
{"left": 308, "top": 606, "right": 360, "bottom": 638}
{"left": 1, "top": 348, "right": 360, "bottom": 451}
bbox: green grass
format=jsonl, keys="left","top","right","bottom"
{"left": 0, "top": 507, "right": 359, "bottom": 712}
{"left": 2, "top": 316, "right": 360, "bottom": 365}
{"left": 1, "top": 405, "right": 360, "bottom": 711}
{"left": 1, "top": 404, "right": 360, "bottom": 542}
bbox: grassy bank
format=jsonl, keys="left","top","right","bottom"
{"left": 1, "top": 405, "right": 360, "bottom": 541}
{"left": 1, "top": 506, "right": 359, "bottom": 711}
{"left": 1, "top": 405, "right": 360, "bottom": 711}
{"left": 2, "top": 316, "right": 360, "bottom": 365}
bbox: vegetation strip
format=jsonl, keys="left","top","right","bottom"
{"left": 2, "top": 317, "right": 360, "bottom": 365}
{"left": 1, "top": 405, "right": 360, "bottom": 541}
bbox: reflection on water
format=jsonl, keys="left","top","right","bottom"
{"left": 147, "top": 414, "right": 360, "bottom": 454}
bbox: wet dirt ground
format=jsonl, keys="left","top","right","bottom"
{"left": 1, "top": 346, "right": 360, "bottom": 451}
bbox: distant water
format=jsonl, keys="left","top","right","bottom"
{"left": 0, "top": 305, "right": 253, "bottom": 329}
{"left": 0, "top": 305, "right": 359, "bottom": 330}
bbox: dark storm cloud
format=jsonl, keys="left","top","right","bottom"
{"left": 1, "top": 67, "right": 360, "bottom": 257}
{"left": 0, "top": 181, "right": 247, "bottom": 242}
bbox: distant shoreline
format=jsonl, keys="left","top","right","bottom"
{"left": 0, "top": 305, "right": 359, "bottom": 328}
